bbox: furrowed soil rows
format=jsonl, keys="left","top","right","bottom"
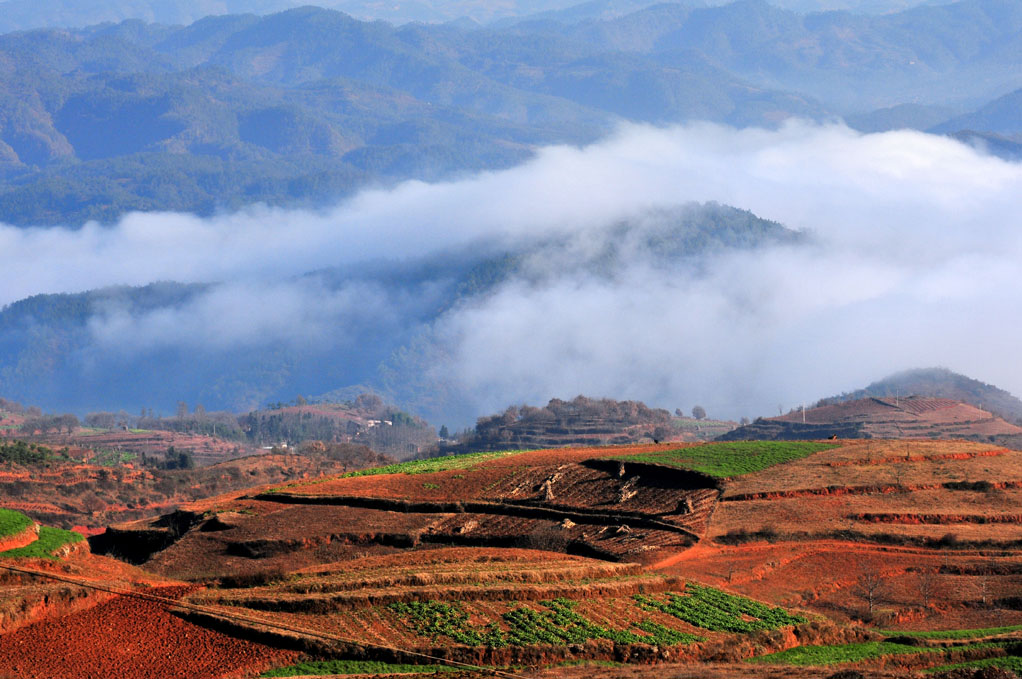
{"left": 0, "top": 586, "right": 297, "bottom": 679}
{"left": 712, "top": 488, "right": 1022, "bottom": 543}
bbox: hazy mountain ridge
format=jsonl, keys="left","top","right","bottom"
{"left": 0, "top": 5, "right": 831, "bottom": 225}
{"left": 0, "top": 0, "right": 946, "bottom": 35}
{"left": 0, "top": 203, "right": 798, "bottom": 421}
{"left": 818, "top": 367, "right": 1022, "bottom": 424}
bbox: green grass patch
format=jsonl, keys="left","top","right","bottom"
{"left": 881, "top": 625, "right": 1022, "bottom": 640}
{"left": 751, "top": 641, "right": 1001, "bottom": 667}
{"left": 340, "top": 449, "right": 536, "bottom": 478}
{"left": 88, "top": 448, "right": 137, "bottom": 466}
{"left": 388, "top": 598, "right": 702, "bottom": 648}
{"left": 261, "top": 660, "right": 460, "bottom": 676}
{"left": 0, "top": 526, "right": 83, "bottom": 559}
{"left": 750, "top": 641, "right": 935, "bottom": 666}
{"left": 636, "top": 584, "right": 807, "bottom": 633}
{"left": 928, "top": 655, "right": 1022, "bottom": 674}
{"left": 0, "top": 509, "right": 33, "bottom": 538}
{"left": 612, "top": 441, "right": 839, "bottom": 477}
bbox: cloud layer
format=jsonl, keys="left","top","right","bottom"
{"left": 3, "top": 121, "right": 1022, "bottom": 420}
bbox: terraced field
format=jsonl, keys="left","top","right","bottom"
{"left": 177, "top": 548, "right": 831, "bottom": 667}
{"left": 7, "top": 437, "right": 1021, "bottom": 677}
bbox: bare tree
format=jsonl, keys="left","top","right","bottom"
{"left": 853, "top": 559, "right": 889, "bottom": 618}
{"left": 916, "top": 568, "right": 939, "bottom": 609}
{"left": 977, "top": 577, "right": 992, "bottom": 607}
{"left": 724, "top": 560, "right": 739, "bottom": 584}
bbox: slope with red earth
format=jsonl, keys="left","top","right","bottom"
{"left": 656, "top": 438, "right": 1022, "bottom": 630}
{"left": 0, "top": 585, "right": 297, "bottom": 679}
{"left": 23, "top": 437, "right": 1022, "bottom": 676}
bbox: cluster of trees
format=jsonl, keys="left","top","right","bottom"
{"left": 20, "top": 413, "right": 79, "bottom": 435}
{"left": 459, "top": 396, "right": 677, "bottom": 452}
{"left": 0, "top": 440, "right": 62, "bottom": 464}
{"left": 242, "top": 410, "right": 361, "bottom": 445}
{"left": 0, "top": 398, "right": 38, "bottom": 416}
{"left": 476, "top": 396, "right": 673, "bottom": 434}
{"left": 84, "top": 405, "right": 245, "bottom": 440}
{"left": 292, "top": 441, "right": 394, "bottom": 470}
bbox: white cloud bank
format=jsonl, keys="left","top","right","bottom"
{"left": 2, "top": 120, "right": 1021, "bottom": 419}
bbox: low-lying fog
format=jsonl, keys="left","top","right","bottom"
{"left": 2, "top": 121, "right": 1020, "bottom": 421}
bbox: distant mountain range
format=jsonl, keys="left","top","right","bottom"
{"left": 0, "top": 0, "right": 952, "bottom": 34}
{"left": 0, "top": 0, "right": 1019, "bottom": 226}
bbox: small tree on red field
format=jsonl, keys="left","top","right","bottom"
{"left": 853, "top": 558, "right": 890, "bottom": 618}
{"left": 917, "top": 568, "right": 940, "bottom": 609}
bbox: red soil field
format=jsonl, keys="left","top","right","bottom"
{"left": 722, "top": 440, "right": 1022, "bottom": 497}
{"left": 10, "top": 436, "right": 1022, "bottom": 678}
{"left": 657, "top": 540, "right": 1022, "bottom": 629}
{"left": 0, "top": 585, "right": 297, "bottom": 679}
{"left": 0, "top": 524, "right": 37, "bottom": 552}
{"left": 289, "top": 444, "right": 678, "bottom": 501}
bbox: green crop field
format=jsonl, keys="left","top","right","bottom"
{"left": 636, "top": 584, "right": 807, "bottom": 633}
{"left": 388, "top": 598, "right": 702, "bottom": 648}
{"left": 0, "top": 526, "right": 83, "bottom": 559}
{"left": 261, "top": 660, "right": 460, "bottom": 676}
{"left": 612, "top": 441, "right": 839, "bottom": 477}
{"left": 881, "top": 625, "right": 1022, "bottom": 640}
{"left": 89, "top": 449, "right": 137, "bottom": 466}
{"left": 0, "top": 509, "right": 33, "bottom": 538}
{"left": 750, "top": 641, "right": 1001, "bottom": 666}
{"left": 339, "top": 449, "right": 536, "bottom": 478}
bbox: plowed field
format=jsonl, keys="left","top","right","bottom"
{"left": 0, "top": 585, "right": 297, "bottom": 679}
